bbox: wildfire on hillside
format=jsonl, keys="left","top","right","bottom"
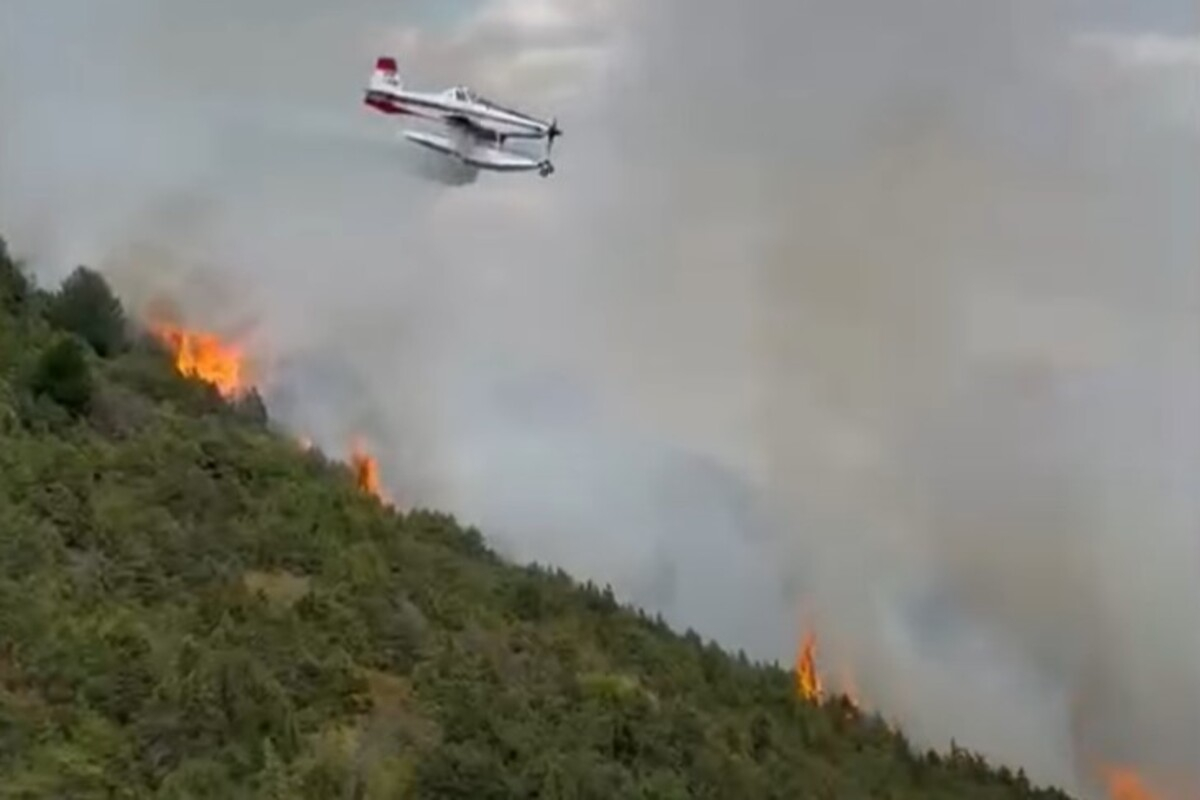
{"left": 148, "top": 320, "right": 247, "bottom": 399}
{"left": 143, "top": 310, "right": 396, "bottom": 511}
{"left": 791, "top": 625, "right": 1187, "bottom": 800}
{"left": 142, "top": 312, "right": 1182, "bottom": 800}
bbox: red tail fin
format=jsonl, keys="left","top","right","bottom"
{"left": 375, "top": 57, "right": 398, "bottom": 74}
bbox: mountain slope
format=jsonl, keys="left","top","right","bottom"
{"left": 0, "top": 236, "right": 1073, "bottom": 799}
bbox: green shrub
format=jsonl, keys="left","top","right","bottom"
{"left": 31, "top": 335, "right": 94, "bottom": 416}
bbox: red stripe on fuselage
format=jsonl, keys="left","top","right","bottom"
{"left": 364, "top": 95, "right": 410, "bottom": 115}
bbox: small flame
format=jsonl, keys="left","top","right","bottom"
{"left": 1094, "top": 761, "right": 1200, "bottom": 800}
{"left": 794, "top": 629, "right": 823, "bottom": 702}
{"left": 350, "top": 437, "right": 390, "bottom": 505}
{"left": 149, "top": 321, "right": 246, "bottom": 399}
{"left": 1101, "top": 766, "right": 1160, "bottom": 800}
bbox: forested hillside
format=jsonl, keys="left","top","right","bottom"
{"left": 0, "top": 235, "right": 1074, "bottom": 798}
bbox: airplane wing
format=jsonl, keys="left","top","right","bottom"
{"left": 402, "top": 130, "right": 467, "bottom": 157}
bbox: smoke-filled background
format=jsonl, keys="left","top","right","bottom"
{"left": 1, "top": 0, "right": 1197, "bottom": 796}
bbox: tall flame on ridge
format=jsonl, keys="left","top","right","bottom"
{"left": 794, "top": 629, "right": 823, "bottom": 702}
{"left": 350, "top": 437, "right": 390, "bottom": 505}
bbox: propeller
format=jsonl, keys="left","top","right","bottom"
{"left": 546, "top": 117, "right": 562, "bottom": 154}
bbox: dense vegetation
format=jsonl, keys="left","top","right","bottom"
{"left": 0, "top": 235, "right": 1074, "bottom": 798}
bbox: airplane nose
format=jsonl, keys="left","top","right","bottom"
{"left": 545, "top": 119, "right": 562, "bottom": 155}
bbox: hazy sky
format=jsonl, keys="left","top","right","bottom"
{"left": 0, "top": 2, "right": 1197, "bottom": 798}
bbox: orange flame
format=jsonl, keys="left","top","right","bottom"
{"left": 791, "top": 624, "right": 886, "bottom": 726}
{"left": 149, "top": 321, "right": 246, "bottom": 399}
{"left": 1101, "top": 766, "right": 1161, "bottom": 800}
{"left": 794, "top": 629, "right": 823, "bottom": 702}
{"left": 350, "top": 438, "right": 390, "bottom": 505}
{"left": 1097, "top": 765, "right": 1200, "bottom": 800}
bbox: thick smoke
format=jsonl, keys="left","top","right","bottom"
{"left": 1, "top": 1, "right": 1197, "bottom": 797}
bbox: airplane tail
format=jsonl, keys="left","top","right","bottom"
{"left": 370, "top": 56, "right": 403, "bottom": 91}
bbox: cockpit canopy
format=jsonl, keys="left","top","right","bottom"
{"left": 448, "top": 85, "right": 481, "bottom": 104}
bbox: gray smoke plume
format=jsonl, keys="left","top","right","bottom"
{"left": 1, "top": 1, "right": 1197, "bottom": 797}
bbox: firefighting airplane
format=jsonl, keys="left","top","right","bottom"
{"left": 363, "top": 57, "right": 562, "bottom": 178}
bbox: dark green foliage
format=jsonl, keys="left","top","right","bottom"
{"left": 233, "top": 387, "right": 270, "bottom": 426}
{"left": 46, "top": 266, "right": 128, "bottom": 357}
{"left": 0, "top": 236, "right": 31, "bottom": 312}
{"left": 0, "top": 242, "right": 1080, "bottom": 799}
{"left": 30, "top": 335, "right": 94, "bottom": 416}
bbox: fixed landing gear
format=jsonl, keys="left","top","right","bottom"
{"left": 538, "top": 160, "right": 555, "bottom": 178}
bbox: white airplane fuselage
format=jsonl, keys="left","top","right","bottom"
{"left": 365, "top": 86, "right": 552, "bottom": 139}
